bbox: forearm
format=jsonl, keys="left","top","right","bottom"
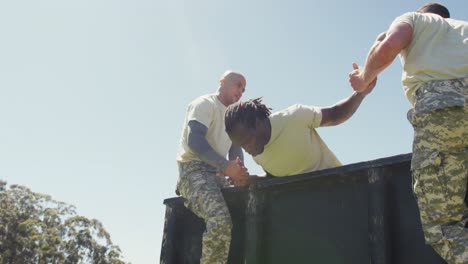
{"left": 228, "top": 145, "right": 244, "bottom": 162}
{"left": 362, "top": 24, "right": 412, "bottom": 85}
{"left": 361, "top": 41, "right": 397, "bottom": 85}
{"left": 320, "top": 92, "right": 366, "bottom": 127}
{"left": 195, "top": 145, "right": 229, "bottom": 173}
{"left": 187, "top": 120, "right": 229, "bottom": 172}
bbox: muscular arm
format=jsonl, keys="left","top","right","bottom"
{"left": 187, "top": 120, "right": 229, "bottom": 172}
{"left": 352, "top": 23, "right": 413, "bottom": 91}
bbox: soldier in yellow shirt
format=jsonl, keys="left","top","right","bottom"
{"left": 177, "top": 71, "right": 249, "bottom": 264}
{"left": 349, "top": 3, "right": 468, "bottom": 263}
{"left": 224, "top": 84, "right": 374, "bottom": 178}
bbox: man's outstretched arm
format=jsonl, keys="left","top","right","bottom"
{"left": 319, "top": 81, "right": 375, "bottom": 127}
{"left": 349, "top": 22, "right": 413, "bottom": 92}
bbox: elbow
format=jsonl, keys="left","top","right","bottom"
{"left": 328, "top": 117, "right": 347, "bottom": 127}
{"left": 321, "top": 107, "right": 345, "bottom": 127}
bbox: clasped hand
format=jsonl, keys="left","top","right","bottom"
{"left": 348, "top": 63, "right": 377, "bottom": 95}
{"left": 218, "top": 157, "right": 250, "bottom": 187}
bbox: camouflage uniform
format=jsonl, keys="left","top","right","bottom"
{"left": 409, "top": 78, "right": 468, "bottom": 264}
{"left": 177, "top": 160, "right": 232, "bottom": 264}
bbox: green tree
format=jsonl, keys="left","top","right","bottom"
{"left": 0, "top": 181, "right": 127, "bottom": 264}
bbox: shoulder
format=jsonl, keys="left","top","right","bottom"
{"left": 185, "top": 94, "right": 220, "bottom": 126}
{"left": 392, "top": 12, "right": 417, "bottom": 28}
{"left": 190, "top": 94, "right": 216, "bottom": 105}
{"left": 286, "top": 104, "right": 320, "bottom": 115}
{"left": 185, "top": 94, "right": 218, "bottom": 119}
{"left": 188, "top": 94, "right": 217, "bottom": 110}
{"left": 446, "top": 18, "right": 468, "bottom": 28}
{"left": 272, "top": 104, "right": 321, "bottom": 125}
{"left": 395, "top": 12, "right": 450, "bottom": 29}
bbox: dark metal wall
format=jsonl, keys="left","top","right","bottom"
{"left": 160, "top": 154, "right": 448, "bottom": 264}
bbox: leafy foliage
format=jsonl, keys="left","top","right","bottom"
{"left": 0, "top": 181, "right": 126, "bottom": 264}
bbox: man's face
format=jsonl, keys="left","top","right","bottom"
{"left": 228, "top": 123, "right": 264, "bottom": 157}
{"left": 221, "top": 76, "right": 246, "bottom": 105}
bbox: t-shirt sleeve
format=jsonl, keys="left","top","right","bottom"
{"left": 391, "top": 12, "right": 415, "bottom": 28}
{"left": 186, "top": 98, "right": 213, "bottom": 128}
{"left": 294, "top": 104, "right": 322, "bottom": 128}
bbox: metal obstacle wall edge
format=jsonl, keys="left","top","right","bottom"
{"left": 160, "top": 153, "right": 450, "bottom": 264}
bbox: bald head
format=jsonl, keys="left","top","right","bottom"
{"left": 217, "top": 70, "right": 247, "bottom": 106}
{"left": 219, "top": 71, "right": 246, "bottom": 86}
{"left": 416, "top": 3, "right": 450, "bottom": 18}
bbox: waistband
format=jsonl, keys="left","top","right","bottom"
{"left": 416, "top": 77, "right": 467, "bottom": 95}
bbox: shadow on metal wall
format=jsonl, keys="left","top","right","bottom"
{"left": 161, "top": 154, "right": 454, "bottom": 264}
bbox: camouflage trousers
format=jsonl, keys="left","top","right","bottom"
{"left": 177, "top": 161, "right": 232, "bottom": 264}
{"left": 410, "top": 78, "right": 468, "bottom": 264}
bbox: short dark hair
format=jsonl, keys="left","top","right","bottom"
{"left": 416, "top": 3, "right": 450, "bottom": 18}
{"left": 225, "top": 97, "right": 271, "bottom": 133}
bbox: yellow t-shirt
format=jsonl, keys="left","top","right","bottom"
{"left": 392, "top": 12, "right": 468, "bottom": 105}
{"left": 176, "top": 94, "right": 231, "bottom": 163}
{"left": 253, "top": 104, "right": 341, "bottom": 177}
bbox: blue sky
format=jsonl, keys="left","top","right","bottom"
{"left": 1, "top": 1, "right": 466, "bottom": 263}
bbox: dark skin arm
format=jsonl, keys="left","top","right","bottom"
{"left": 325, "top": 23, "right": 413, "bottom": 127}
{"left": 319, "top": 75, "right": 376, "bottom": 127}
